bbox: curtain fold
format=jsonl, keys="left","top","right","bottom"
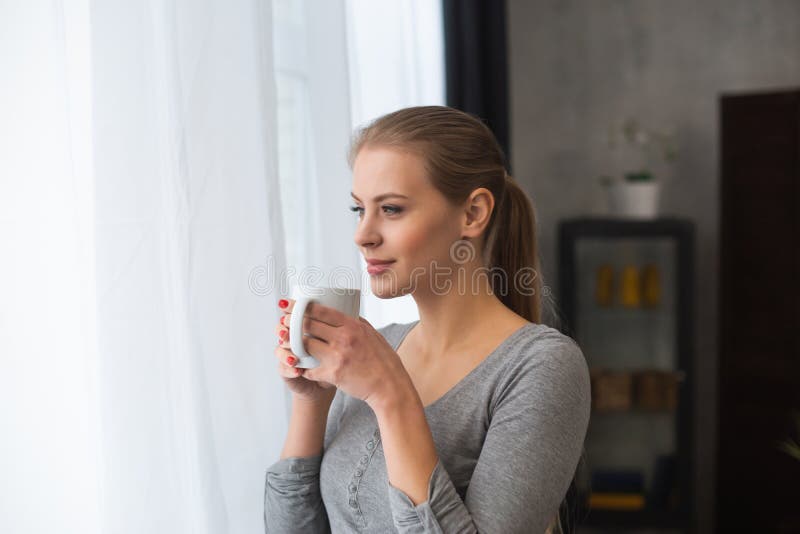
{"left": 2, "top": 1, "right": 288, "bottom": 532}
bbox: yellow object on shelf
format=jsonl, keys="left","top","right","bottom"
{"left": 620, "top": 265, "right": 641, "bottom": 308}
{"left": 641, "top": 263, "right": 662, "bottom": 307}
{"left": 594, "top": 264, "right": 614, "bottom": 307}
{"left": 588, "top": 492, "right": 646, "bottom": 510}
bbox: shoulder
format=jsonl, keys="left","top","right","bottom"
{"left": 495, "top": 323, "right": 591, "bottom": 414}
{"left": 375, "top": 320, "right": 416, "bottom": 347}
{"left": 506, "top": 323, "right": 588, "bottom": 378}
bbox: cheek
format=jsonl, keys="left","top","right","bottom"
{"left": 400, "top": 228, "right": 429, "bottom": 253}
{"left": 397, "top": 221, "right": 456, "bottom": 267}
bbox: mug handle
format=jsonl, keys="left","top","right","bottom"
{"left": 289, "top": 296, "right": 320, "bottom": 368}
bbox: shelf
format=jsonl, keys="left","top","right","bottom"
{"left": 559, "top": 217, "right": 696, "bottom": 531}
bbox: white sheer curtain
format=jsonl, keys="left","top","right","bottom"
{"left": 345, "top": 0, "right": 445, "bottom": 328}
{"left": 1, "top": 1, "right": 286, "bottom": 533}
{"left": 272, "top": 0, "right": 358, "bottom": 292}
{"left": 1, "top": 1, "right": 444, "bottom": 532}
{"left": 270, "top": 0, "right": 445, "bottom": 350}
{"left": 270, "top": 0, "right": 359, "bottom": 422}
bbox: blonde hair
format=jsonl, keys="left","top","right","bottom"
{"left": 348, "top": 106, "right": 543, "bottom": 323}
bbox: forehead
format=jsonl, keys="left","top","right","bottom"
{"left": 351, "top": 147, "right": 431, "bottom": 198}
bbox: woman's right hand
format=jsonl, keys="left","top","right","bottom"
{"left": 274, "top": 298, "right": 337, "bottom": 405}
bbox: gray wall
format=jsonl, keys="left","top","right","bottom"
{"left": 507, "top": 1, "right": 800, "bottom": 531}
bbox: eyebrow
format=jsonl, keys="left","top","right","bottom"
{"left": 350, "top": 192, "right": 409, "bottom": 202}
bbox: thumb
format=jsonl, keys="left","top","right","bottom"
{"left": 302, "top": 365, "right": 320, "bottom": 383}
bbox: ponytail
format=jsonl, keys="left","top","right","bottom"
{"left": 488, "top": 172, "right": 542, "bottom": 323}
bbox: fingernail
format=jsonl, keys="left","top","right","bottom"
{"left": 279, "top": 330, "right": 287, "bottom": 340}
{"left": 280, "top": 316, "right": 285, "bottom": 325}
{"left": 278, "top": 299, "right": 289, "bottom": 309}
{"left": 287, "top": 356, "right": 296, "bottom": 365}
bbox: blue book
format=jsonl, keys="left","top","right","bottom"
{"left": 591, "top": 470, "right": 644, "bottom": 493}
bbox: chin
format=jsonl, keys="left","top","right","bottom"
{"left": 368, "top": 272, "right": 408, "bottom": 298}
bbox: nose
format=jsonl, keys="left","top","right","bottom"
{"left": 353, "top": 211, "right": 381, "bottom": 249}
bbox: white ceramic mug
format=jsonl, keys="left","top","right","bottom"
{"left": 289, "top": 285, "right": 361, "bottom": 368}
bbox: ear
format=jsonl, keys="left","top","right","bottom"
{"left": 461, "top": 187, "right": 495, "bottom": 240}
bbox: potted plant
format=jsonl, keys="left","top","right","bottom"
{"left": 601, "top": 118, "right": 678, "bottom": 218}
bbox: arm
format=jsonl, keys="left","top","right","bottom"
{"left": 373, "top": 338, "right": 591, "bottom": 534}
{"left": 371, "top": 380, "right": 440, "bottom": 507}
{"left": 264, "top": 394, "right": 339, "bottom": 534}
{"left": 281, "top": 396, "right": 334, "bottom": 459}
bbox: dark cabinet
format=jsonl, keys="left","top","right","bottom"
{"left": 558, "top": 217, "right": 695, "bottom": 532}
{"left": 717, "top": 88, "right": 800, "bottom": 533}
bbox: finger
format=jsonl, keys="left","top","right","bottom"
{"left": 278, "top": 298, "right": 296, "bottom": 313}
{"left": 275, "top": 346, "right": 303, "bottom": 374}
{"left": 303, "top": 365, "right": 338, "bottom": 388}
{"left": 303, "top": 301, "right": 347, "bottom": 327}
{"left": 302, "top": 363, "right": 327, "bottom": 384}
{"left": 297, "top": 313, "right": 336, "bottom": 345}
{"left": 274, "top": 345, "right": 297, "bottom": 365}
{"left": 280, "top": 327, "right": 330, "bottom": 364}
{"left": 301, "top": 335, "right": 334, "bottom": 366}
{"left": 276, "top": 359, "right": 303, "bottom": 379}
{"left": 274, "top": 344, "right": 292, "bottom": 362}
{"left": 278, "top": 299, "right": 294, "bottom": 331}
{"left": 275, "top": 324, "right": 290, "bottom": 345}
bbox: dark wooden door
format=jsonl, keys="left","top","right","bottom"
{"left": 717, "top": 88, "right": 800, "bottom": 532}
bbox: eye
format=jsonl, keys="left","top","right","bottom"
{"left": 349, "top": 205, "right": 403, "bottom": 217}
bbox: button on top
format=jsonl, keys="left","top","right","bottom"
{"left": 359, "top": 455, "right": 368, "bottom": 465}
{"left": 366, "top": 440, "right": 375, "bottom": 450}
{"left": 354, "top": 468, "right": 363, "bottom": 477}
{"left": 349, "top": 483, "right": 357, "bottom": 493}
{"left": 349, "top": 498, "right": 358, "bottom": 508}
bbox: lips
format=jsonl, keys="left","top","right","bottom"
{"left": 366, "top": 260, "right": 395, "bottom": 275}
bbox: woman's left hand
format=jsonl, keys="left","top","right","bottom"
{"left": 297, "top": 302, "right": 410, "bottom": 409}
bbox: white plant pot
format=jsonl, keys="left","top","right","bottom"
{"left": 608, "top": 181, "right": 661, "bottom": 218}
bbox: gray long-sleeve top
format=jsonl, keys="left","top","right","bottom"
{"left": 264, "top": 320, "right": 591, "bottom": 533}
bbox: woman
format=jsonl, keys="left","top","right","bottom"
{"left": 264, "top": 106, "right": 590, "bottom": 533}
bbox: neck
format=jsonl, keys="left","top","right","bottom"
{"left": 409, "top": 263, "right": 518, "bottom": 358}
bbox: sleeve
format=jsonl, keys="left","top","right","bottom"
{"left": 384, "top": 336, "right": 592, "bottom": 534}
{"left": 263, "top": 390, "right": 346, "bottom": 534}
{"left": 264, "top": 455, "right": 329, "bottom": 534}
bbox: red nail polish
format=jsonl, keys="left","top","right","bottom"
{"left": 279, "top": 330, "right": 287, "bottom": 340}
{"left": 287, "top": 356, "right": 296, "bottom": 365}
{"left": 280, "top": 316, "right": 285, "bottom": 325}
{"left": 278, "top": 299, "right": 289, "bottom": 309}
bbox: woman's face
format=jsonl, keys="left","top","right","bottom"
{"left": 351, "top": 146, "right": 464, "bottom": 297}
